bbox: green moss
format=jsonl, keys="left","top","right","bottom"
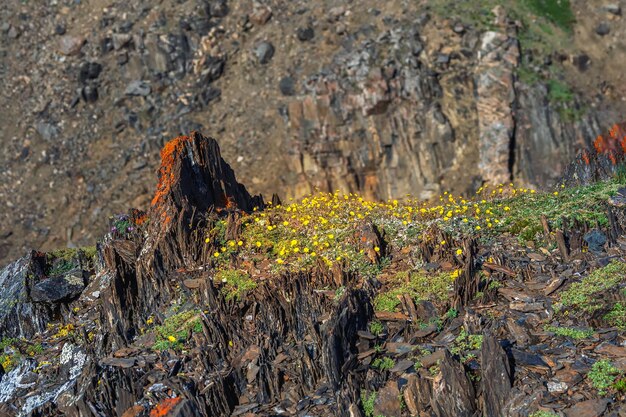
{"left": 151, "top": 310, "right": 202, "bottom": 351}
{"left": 588, "top": 359, "right": 622, "bottom": 395}
{"left": 560, "top": 261, "right": 626, "bottom": 313}
{"left": 374, "top": 270, "right": 454, "bottom": 312}
{"left": 0, "top": 338, "right": 20, "bottom": 371}
{"left": 215, "top": 269, "right": 257, "bottom": 301}
{"left": 546, "top": 326, "right": 593, "bottom": 339}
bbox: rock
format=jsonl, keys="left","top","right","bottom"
{"left": 475, "top": 31, "right": 519, "bottom": 184}
{"left": 30, "top": 272, "right": 85, "bottom": 303}
{"left": 112, "top": 33, "right": 132, "bottom": 50}
{"left": 279, "top": 76, "right": 296, "bottom": 96}
{"left": 572, "top": 54, "right": 591, "bottom": 72}
{"left": 253, "top": 41, "right": 275, "bottom": 64}
{"left": 78, "top": 62, "right": 103, "bottom": 83}
{"left": 603, "top": 4, "right": 622, "bottom": 15}
{"left": 125, "top": 80, "right": 151, "bottom": 96}
{"left": 208, "top": 0, "right": 229, "bottom": 18}
{"left": 199, "top": 87, "right": 221, "bottom": 106}
{"left": 430, "top": 350, "right": 476, "bottom": 417}
{"left": 595, "top": 22, "right": 611, "bottom": 36}
{"left": 54, "top": 24, "right": 66, "bottom": 36}
{"left": 547, "top": 380, "right": 568, "bottom": 393}
{"left": 250, "top": 5, "right": 272, "bottom": 25}
{"left": 584, "top": 229, "right": 607, "bottom": 254}
{"left": 297, "top": 27, "right": 315, "bottom": 42}
{"left": 564, "top": 398, "right": 611, "bottom": 417}
{"left": 374, "top": 380, "right": 401, "bottom": 417}
{"left": 100, "top": 357, "right": 136, "bottom": 368}
{"left": 481, "top": 336, "right": 512, "bottom": 417}
{"left": 35, "top": 121, "right": 59, "bottom": 141}
{"left": 453, "top": 23, "right": 465, "bottom": 34}
{"left": 58, "top": 35, "right": 84, "bottom": 56}
{"left": 82, "top": 85, "right": 99, "bottom": 103}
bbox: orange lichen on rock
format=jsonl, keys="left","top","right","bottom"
{"left": 592, "top": 122, "right": 626, "bottom": 159}
{"left": 151, "top": 135, "right": 193, "bottom": 208}
{"left": 149, "top": 397, "right": 182, "bottom": 417}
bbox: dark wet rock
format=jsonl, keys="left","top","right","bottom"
{"left": 253, "top": 41, "right": 275, "bottom": 64}
{"left": 584, "top": 229, "right": 607, "bottom": 254}
{"left": 572, "top": 54, "right": 591, "bottom": 72}
{"left": 297, "top": 27, "right": 315, "bottom": 42}
{"left": 604, "top": 4, "right": 622, "bottom": 15}
{"left": 82, "top": 85, "right": 99, "bottom": 103}
{"left": 595, "top": 22, "right": 611, "bottom": 36}
{"left": 78, "top": 62, "right": 103, "bottom": 83}
{"left": 279, "top": 76, "right": 296, "bottom": 96}
{"left": 30, "top": 272, "right": 85, "bottom": 303}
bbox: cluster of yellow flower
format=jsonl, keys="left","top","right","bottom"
{"left": 204, "top": 183, "right": 545, "bottom": 270}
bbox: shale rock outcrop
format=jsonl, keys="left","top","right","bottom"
{"left": 0, "top": 132, "right": 625, "bottom": 416}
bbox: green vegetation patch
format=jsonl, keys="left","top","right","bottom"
{"left": 499, "top": 180, "right": 621, "bottom": 244}
{"left": 524, "top": 0, "right": 575, "bottom": 32}
{"left": 360, "top": 390, "right": 377, "bottom": 417}
{"left": 450, "top": 329, "right": 484, "bottom": 361}
{"left": 560, "top": 261, "right": 626, "bottom": 313}
{"left": 530, "top": 411, "right": 559, "bottom": 417}
{"left": 588, "top": 359, "right": 623, "bottom": 395}
{"left": 374, "top": 270, "right": 455, "bottom": 312}
{"left": 215, "top": 269, "right": 257, "bottom": 301}
{"left": 152, "top": 310, "right": 203, "bottom": 351}
{"left": 371, "top": 357, "right": 395, "bottom": 371}
{"left": 604, "top": 302, "right": 626, "bottom": 331}
{"left": 546, "top": 326, "right": 593, "bottom": 339}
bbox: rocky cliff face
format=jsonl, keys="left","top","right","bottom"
{"left": 0, "top": 133, "right": 625, "bottom": 416}
{"left": 1, "top": 0, "right": 626, "bottom": 267}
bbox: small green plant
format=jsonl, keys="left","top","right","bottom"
{"left": 371, "top": 357, "right": 395, "bottom": 371}
{"left": 546, "top": 325, "right": 593, "bottom": 339}
{"left": 0, "top": 338, "right": 20, "bottom": 371}
{"left": 614, "top": 378, "right": 626, "bottom": 393}
{"left": 369, "top": 321, "right": 384, "bottom": 337}
{"left": 151, "top": 310, "right": 203, "bottom": 351}
{"left": 588, "top": 359, "right": 622, "bottom": 395}
{"left": 450, "top": 329, "right": 484, "bottom": 361}
{"left": 215, "top": 269, "right": 257, "bottom": 301}
{"left": 445, "top": 308, "right": 459, "bottom": 319}
{"left": 361, "top": 390, "right": 376, "bottom": 417}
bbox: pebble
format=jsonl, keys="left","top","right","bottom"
{"left": 253, "top": 41, "right": 275, "bottom": 64}
{"left": 58, "top": 35, "right": 85, "bottom": 55}
{"left": 595, "top": 22, "right": 610, "bottom": 36}
{"left": 125, "top": 80, "right": 151, "bottom": 96}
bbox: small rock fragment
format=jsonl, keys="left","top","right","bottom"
{"left": 253, "top": 41, "right": 275, "bottom": 64}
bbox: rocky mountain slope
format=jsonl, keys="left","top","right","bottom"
{"left": 1, "top": 0, "right": 626, "bottom": 266}
{"left": 0, "top": 131, "right": 625, "bottom": 416}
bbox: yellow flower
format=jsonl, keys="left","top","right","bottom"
{"left": 475, "top": 225, "right": 481, "bottom": 230}
{"left": 168, "top": 336, "right": 177, "bottom": 343}
{"left": 456, "top": 249, "right": 463, "bottom": 256}
{"left": 283, "top": 221, "right": 289, "bottom": 226}
{"left": 328, "top": 233, "right": 334, "bottom": 239}
{"left": 504, "top": 206, "right": 510, "bottom": 211}
{"left": 440, "top": 240, "right": 446, "bottom": 246}
{"left": 290, "top": 239, "right": 298, "bottom": 246}
{"left": 228, "top": 241, "right": 235, "bottom": 247}
{"left": 276, "top": 259, "right": 284, "bottom": 264}
{"left": 303, "top": 248, "right": 309, "bottom": 253}
{"left": 237, "top": 240, "right": 243, "bottom": 246}
{"left": 256, "top": 241, "right": 262, "bottom": 247}
{"left": 374, "top": 246, "right": 380, "bottom": 252}
{"left": 553, "top": 191, "right": 559, "bottom": 196}
{"left": 205, "top": 237, "right": 210, "bottom": 243}
{"left": 213, "top": 252, "right": 219, "bottom": 257}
